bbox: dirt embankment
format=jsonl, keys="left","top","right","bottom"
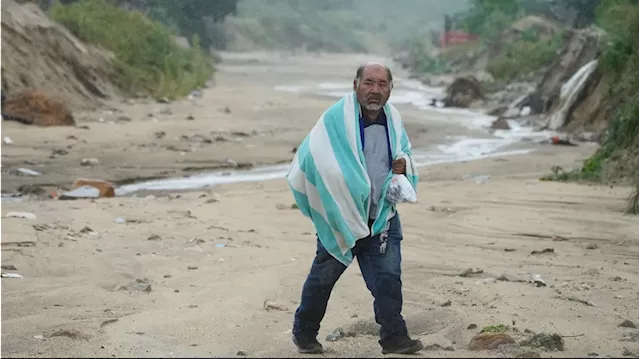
{"left": 1, "top": 0, "right": 118, "bottom": 111}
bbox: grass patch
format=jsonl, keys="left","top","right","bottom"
{"left": 480, "top": 324, "right": 508, "bottom": 333}
{"left": 487, "top": 30, "right": 564, "bottom": 82}
{"left": 50, "top": 0, "right": 214, "bottom": 99}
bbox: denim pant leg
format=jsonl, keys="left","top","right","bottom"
{"left": 355, "top": 214, "right": 408, "bottom": 346}
{"left": 293, "top": 237, "right": 348, "bottom": 339}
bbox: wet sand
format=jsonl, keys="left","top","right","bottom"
{"left": 1, "top": 52, "right": 638, "bottom": 358}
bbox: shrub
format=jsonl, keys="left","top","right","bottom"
{"left": 51, "top": 0, "right": 214, "bottom": 99}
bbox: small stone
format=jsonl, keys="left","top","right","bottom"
{"left": 188, "top": 305, "right": 198, "bottom": 309}
{"left": 1, "top": 264, "right": 17, "bottom": 270}
{"left": 440, "top": 300, "right": 452, "bottom": 307}
{"left": 80, "top": 158, "right": 100, "bottom": 166}
{"left": 187, "top": 266, "right": 198, "bottom": 270}
{"left": 619, "top": 320, "right": 638, "bottom": 329}
{"left": 588, "top": 353, "right": 599, "bottom": 357}
{"left": 236, "top": 350, "right": 247, "bottom": 356}
{"left": 468, "top": 333, "right": 515, "bottom": 350}
{"left": 117, "top": 116, "right": 132, "bottom": 122}
{"left": 33, "top": 335, "right": 44, "bottom": 340}
{"left": 326, "top": 328, "right": 344, "bottom": 342}
{"left": 467, "top": 324, "right": 478, "bottom": 330}
{"left": 174, "top": 289, "right": 180, "bottom": 293}
{"left": 263, "top": 299, "right": 288, "bottom": 312}
{"left": 185, "top": 115, "right": 195, "bottom": 121}
{"left": 148, "top": 235, "right": 162, "bottom": 241}
{"left": 585, "top": 243, "right": 599, "bottom": 250}
{"left": 164, "top": 274, "right": 172, "bottom": 278}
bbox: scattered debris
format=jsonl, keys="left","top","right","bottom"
{"left": 70, "top": 178, "right": 115, "bottom": 198}
{"left": 6, "top": 212, "right": 37, "bottom": 220}
{"left": 468, "top": 333, "right": 516, "bottom": 350}
{"left": 187, "top": 266, "right": 198, "bottom": 270}
{"left": 148, "top": 235, "right": 162, "bottom": 241}
{"left": 457, "top": 268, "right": 484, "bottom": 277}
{"left": 80, "top": 158, "right": 100, "bottom": 166}
{"left": 215, "top": 243, "right": 226, "bottom": 248}
{"left": 59, "top": 186, "right": 100, "bottom": 200}
{"left": 100, "top": 318, "right": 119, "bottom": 328}
{"left": 3, "top": 136, "right": 13, "bottom": 144}
{"left": 44, "top": 328, "right": 89, "bottom": 340}
{"left": 519, "top": 333, "right": 564, "bottom": 351}
{"left": 585, "top": 243, "right": 599, "bottom": 250}
{"left": 15, "top": 168, "right": 41, "bottom": 176}
{"left": 263, "top": 299, "right": 288, "bottom": 312}
{"left": 440, "top": 300, "right": 452, "bottom": 307}
{"left": 236, "top": 350, "right": 247, "bottom": 356}
{"left": 1, "top": 272, "right": 24, "bottom": 279}
{"left": 557, "top": 295, "right": 596, "bottom": 307}
{"left": 623, "top": 348, "right": 638, "bottom": 357}
{"left": 1, "top": 264, "right": 17, "bottom": 270}
{"left": 531, "top": 248, "right": 555, "bottom": 255}
{"left": 114, "top": 217, "right": 126, "bottom": 224}
{"left": 326, "top": 328, "right": 345, "bottom": 342}
{"left": 185, "top": 115, "right": 195, "bottom": 121}
{"left": 619, "top": 320, "right": 638, "bottom": 329}
{"left": 531, "top": 274, "right": 547, "bottom": 287}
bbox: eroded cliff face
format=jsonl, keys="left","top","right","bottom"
{"left": 1, "top": 0, "right": 118, "bottom": 110}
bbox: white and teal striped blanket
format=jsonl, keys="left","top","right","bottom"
{"left": 287, "top": 91, "right": 419, "bottom": 266}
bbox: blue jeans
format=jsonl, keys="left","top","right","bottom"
{"left": 292, "top": 213, "right": 408, "bottom": 347}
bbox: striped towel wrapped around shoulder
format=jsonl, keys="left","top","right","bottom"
{"left": 287, "top": 91, "right": 418, "bottom": 266}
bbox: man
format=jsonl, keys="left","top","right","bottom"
{"left": 288, "top": 63, "right": 423, "bottom": 355}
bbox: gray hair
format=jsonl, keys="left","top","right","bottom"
{"left": 355, "top": 63, "right": 393, "bottom": 88}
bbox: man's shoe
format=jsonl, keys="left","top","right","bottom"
{"left": 381, "top": 337, "right": 424, "bottom": 354}
{"left": 293, "top": 335, "right": 324, "bottom": 354}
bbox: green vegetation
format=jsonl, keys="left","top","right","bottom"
{"left": 50, "top": 0, "right": 214, "bottom": 99}
{"left": 541, "top": 0, "right": 638, "bottom": 213}
{"left": 481, "top": 324, "right": 508, "bottom": 333}
{"left": 486, "top": 30, "right": 564, "bottom": 82}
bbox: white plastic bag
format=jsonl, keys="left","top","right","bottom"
{"left": 385, "top": 174, "right": 417, "bottom": 204}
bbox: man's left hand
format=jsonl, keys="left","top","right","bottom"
{"left": 392, "top": 158, "right": 406, "bottom": 174}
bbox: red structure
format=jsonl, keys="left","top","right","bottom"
{"left": 440, "top": 31, "right": 479, "bottom": 47}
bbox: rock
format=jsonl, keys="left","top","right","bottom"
{"left": 187, "top": 266, "right": 198, "bottom": 270}
{"left": 263, "top": 299, "right": 288, "bottom": 312}
{"left": 223, "top": 106, "right": 232, "bottom": 114}
{"left": 443, "top": 76, "right": 485, "bottom": 108}
{"left": 185, "top": 115, "right": 195, "bottom": 121}
{"left": 497, "top": 273, "right": 523, "bottom": 282}
{"left": 148, "top": 235, "right": 162, "bottom": 241}
{"left": 51, "top": 148, "right": 69, "bottom": 156}
{"left": 585, "top": 243, "right": 599, "bottom": 250}
{"left": 491, "top": 117, "right": 511, "bottom": 130}
{"left": 3, "top": 90, "right": 75, "bottom": 126}
{"left": 80, "top": 158, "right": 100, "bottom": 166}
{"left": 440, "top": 300, "right": 452, "bottom": 307}
{"left": 188, "top": 305, "right": 198, "bottom": 309}
{"left": 71, "top": 178, "right": 115, "bottom": 198}
{"left": 116, "top": 116, "right": 132, "bottom": 122}
{"left": 6, "top": 211, "right": 37, "bottom": 220}
{"left": 468, "top": 333, "right": 516, "bottom": 350}
{"left": 1, "top": 264, "right": 17, "bottom": 270}
{"left": 620, "top": 320, "right": 638, "bottom": 329}
{"left": 531, "top": 274, "right": 547, "bottom": 287}
{"left": 236, "top": 351, "right": 247, "bottom": 356}
{"left": 467, "top": 324, "right": 478, "bottom": 330}
{"left": 154, "top": 131, "right": 166, "bottom": 139}
{"left": 588, "top": 353, "right": 599, "bottom": 357}
{"left": 519, "top": 333, "right": 564, "bottom": 351}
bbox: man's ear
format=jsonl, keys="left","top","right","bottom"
{"left": 353, "top": 79, "right": 358, "bottom": 91}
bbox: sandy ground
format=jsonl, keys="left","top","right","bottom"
{"left": 1, "top": 52, "right": 638, "bottom": 358}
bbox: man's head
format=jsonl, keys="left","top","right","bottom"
{"left": 353, "top": 62, "right": 393, "bottom": 112}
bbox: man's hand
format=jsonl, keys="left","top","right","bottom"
{"left": 392, "top": 158, "right": 406, "bottom": 174}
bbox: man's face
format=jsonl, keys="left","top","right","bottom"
{"left": 353, "top": 65, "right": 392, "bottom": 112}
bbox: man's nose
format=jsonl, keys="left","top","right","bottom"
{"left": 370, "top": 83, "right": 381, "bottom": 93}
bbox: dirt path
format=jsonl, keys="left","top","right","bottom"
{"left": 1, "top": 52, "right": 638, "bottom": 358}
